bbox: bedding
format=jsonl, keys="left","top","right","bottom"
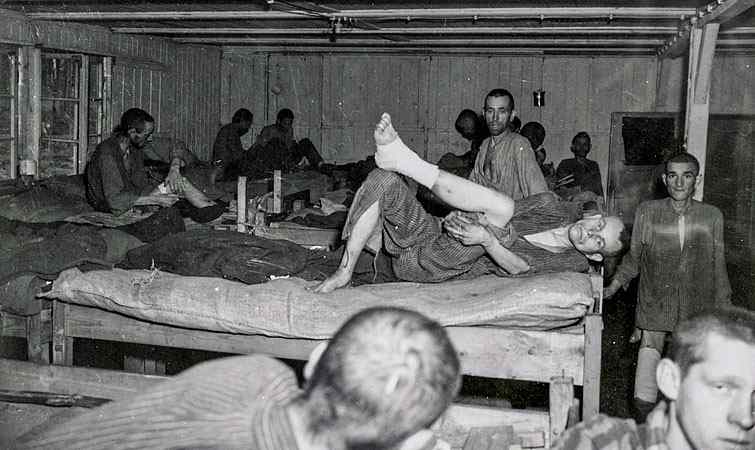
{"left": 42, "top": 268, "right": 595, "bottom": 339}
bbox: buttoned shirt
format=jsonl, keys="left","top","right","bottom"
{"left": 612, "top": 198, "right": 731, "bottom": 331}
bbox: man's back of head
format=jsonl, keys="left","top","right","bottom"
{"left": 300, "top": 306, "right": 461, "bottom": 450}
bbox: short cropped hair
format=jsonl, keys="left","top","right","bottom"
{"left": 665, "top": 152, "right": 700, "bottom": 176}
{"left": 277, "top": 108, "right": 294, "bottom": 122}
{"left": 484, "top": 88, "right": 515, "bottom": 111}
{"left": 603, "top": 224, "right": 631, "bottom": 257}
{"left": 231, "top": 108, "right": 253, "bottom": 124}
{"left": 114, "top": 108, "right": 154, "bottom": 135}
{"left": 302, "top": 307, "right": 461, "bottom": 450}
{"left": 455, "top": 109, "right": 480, "bottom": 131}
{"left": 668, "top": 306, "right": 755, "bottom": 377}
{"left": 572, "top": 131, "right": 591, "bottom": 145}
{"left": 521, "top": 121, "right": 546, "bottom": 149}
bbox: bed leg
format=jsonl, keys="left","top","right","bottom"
{"left": 52, "top": 300, "right": 73, "bottom": 366}
{"left": 549, "top": 376, "right": 574, "bottom": 442}
{"left": 26, "top": 308, "right": 51, "bottom": 364}
{"left": 582, "top": 313, "right": 602, "bottom": 419}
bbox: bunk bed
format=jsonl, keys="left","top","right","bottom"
{"left": 28, "top": 266, "right": 604, "bottom": 448}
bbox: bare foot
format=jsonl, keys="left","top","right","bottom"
{"left": 312, "top": 268, "right": 352, "bottom": 293}
{"left": 374, "top": 113, "right": 399, "bottom": 146}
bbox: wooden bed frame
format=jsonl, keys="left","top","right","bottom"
{"left": 33, "top": 272, "right": 602, "bottom": 447}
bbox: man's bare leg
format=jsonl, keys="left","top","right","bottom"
{"left": 313, "top": 200, "right": 380, "bottom": 293}
{"left": 375, "top": 113, "right": 513, "bottom": 228}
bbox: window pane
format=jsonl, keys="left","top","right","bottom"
{"left": 0, "top": 139, "right": 12, "bottom": 180}
{"left": 41, "top": 100, "right": 78, "bottom": 140}
{"left": 39, "top": 141, "right": 76, "bottom": 177}
{"left": 42, "top": 55, "right": 80, "bottom": 98}
{"left": 0, "top": 54, "right": 12, "bottom": 96}
{"left": 0, "top": 97, "right": 11, "bottom": 136}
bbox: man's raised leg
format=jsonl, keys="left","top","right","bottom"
{"left": 374, "top": 113, "right": 513, "bottom": 228}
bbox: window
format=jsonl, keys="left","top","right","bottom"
{"left": 0, "top": 50, "right": 17, "bottom": 180}
{"left": 39, "top": 52, "right": 106, "bottom": 178}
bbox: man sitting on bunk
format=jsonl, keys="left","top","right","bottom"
{"left": 19, "top": 307, "right": 461, "bottom": 450}
{"left": 314, "top": 113, "right": 626, "bottom": 293}
{"left": 85, "top": 108, "right": 225, "bottom": 240}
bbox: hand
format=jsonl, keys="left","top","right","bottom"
{"left": 444, "top": 213, "right": 493, "bottom": 247}
{"left": 165, "top": 166, "right": 185, "bottom": 194}
{"left": 629, "top": 327, "right": 642, "bottom": 344}
{"left": 603, "top": 280, "right": 621, "bottom": 299}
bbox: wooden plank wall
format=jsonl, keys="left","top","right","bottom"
{"left": 222, "top": 50, "right": 754, "bottom": 197}
{"left": 110, "top": 34, "right": 176, "bottom": 147}
{"left": 219, "top": 53, "right": 267, "bottom": 149}
{"left": 174, "top": 45, "right": 222, "bottom": 160}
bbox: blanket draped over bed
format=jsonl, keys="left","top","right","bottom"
{"left": 42, "top": 268, "right": 594, "bottom": 339}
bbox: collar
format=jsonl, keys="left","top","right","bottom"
{"left": 666, "top": 197, "right": 693, "bottom": 218}
{"left": 522, "top": 226, "right": 573, "bottom": 253}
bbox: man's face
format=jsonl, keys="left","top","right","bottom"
{"left": 673, "top": 333, "right": 755, "bottom": 450}
{"left": 279, "top": 117, "right": 293, "bottom": 132}
{"left": 483, "top": 95, "right": 513, "bottom": 137}
{"left": 571, "top": 136, "right": 590, "bottom": 158}
{"left": 567, "top": 215, "right": 623, "bottom": 258}
{"left": 663, "top": 161, "right": 699, "bottom": 202}
{"left": 239, "top": 119, "right": 252, "bottom": 136}
{"left": 128, "top": 121, "right": 154, "bottom": 149}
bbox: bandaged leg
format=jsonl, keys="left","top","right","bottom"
{"left": 374, "top": 113, "right": 439, "bottom": 189}
{"left": 373, "top": 113, "right": 513, "bottom": 228}
{"left": 634, "top": 346, "right": 661, "bottom": 403}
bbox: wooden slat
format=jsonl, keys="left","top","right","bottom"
{"left": 0, "top": 312, "right": 27, "bottom": 338}
{"left": 61, "top": 302, "right": 585, "bottom": 384}
{"left": 0, "top": 358, "right": 166, "bottom": 401}
{"left": 441, "top": 403, "right": 548, "bottom": 449}
{"left": 582, "top": 314, "right": 602, "bottom": 419}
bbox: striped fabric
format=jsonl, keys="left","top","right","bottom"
{"left": 612, "top": 199, "right": 731, "bottom": 332}
{"left": 19, "top": 355, "right": 301, "bottom": 450}
{"left": 468, "top": 132, "right": 548, "bottom": 201}
{"left": 343, "top": 169, "right": 587, "bottom": 282}
{"left": 550, "top": 410, "right": 669, "bottom": 450}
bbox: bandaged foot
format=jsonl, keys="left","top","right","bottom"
{"left": 374, "top": 113, "right": 439, "bottom": 189}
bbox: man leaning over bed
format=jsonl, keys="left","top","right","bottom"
{"left": 314, "top": 110, "right": 626, "bottom": 293}
{"left": 18, "top": 307, "right": 460, "bottom": 450}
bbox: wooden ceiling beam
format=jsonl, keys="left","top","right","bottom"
{"left": 112, "top": 26, "right": 681, "bottom": 35}
{"left": 658, "top": 0, "right": 754, "bottom": 57}
{"left": 27, "top": 7, "right": 697, "bottom": 21}
{"left": 173, "top": 37, "right": 666, "bottom": 46}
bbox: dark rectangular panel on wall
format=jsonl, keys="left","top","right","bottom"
{"left": 704, "top": 114, "right": 755, "bottom": 309}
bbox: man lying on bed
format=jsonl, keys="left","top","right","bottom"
{"left": 19, "top": 307, "right": 460, "bottom": 450}
{"left": 315, "top": 113, "right": 625, "bottom": 293}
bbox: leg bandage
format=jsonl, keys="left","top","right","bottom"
{"left": 376, "top": 136, "right": 439, "bottom": 189}
{"left": 634, "top": 347, "right": 661, "bottom": 403}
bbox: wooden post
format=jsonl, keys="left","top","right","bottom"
{"left": 237, "top": 176, "right": 247, "bottom": 232}
{"left": 273, "top": 169, "right": 282, "bottom": 213}
{"left": 52, "top": 300, "right": 73, "bottom": 366}
{"left": 583, "top": 313, "right": 603, "bottom": 419}
{"left": 684, "top": 23, "right": 719, "bottom": 201}
{"left": 78, "top": 54, "right": 89, "bottom": 174}
{"left": 549, "top": 376, "right": 574, "bottom": 441}
{"left": 26, "top": 308, "right": 51, "bottom": 364}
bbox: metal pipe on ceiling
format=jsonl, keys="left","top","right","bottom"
{"left": 171, "top": 37, "right": 667, "bottom": 45}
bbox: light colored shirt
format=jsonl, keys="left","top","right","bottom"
{"left": 468, "top": 131, "right": 548, "bottom": 200}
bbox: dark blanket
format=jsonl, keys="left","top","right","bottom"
{"left": 119, "top": 230, "right": 312, "bottom": 284}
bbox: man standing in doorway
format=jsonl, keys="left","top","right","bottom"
{"left": 604, "top": 152, "right": 731, "bottom": 420}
